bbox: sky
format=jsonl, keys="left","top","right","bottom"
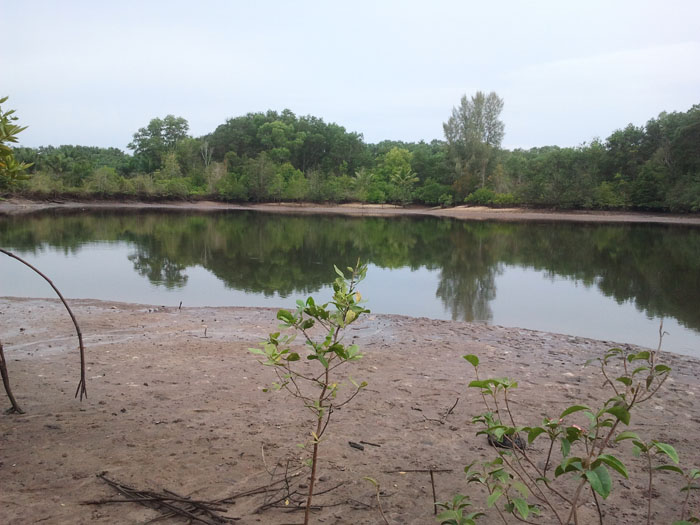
{"left": 3, "top": 0, "right": 699, "bottom": 151}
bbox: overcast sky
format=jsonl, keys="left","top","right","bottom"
{"left": 4, "top": 0, "right": 699, "bottom": 151}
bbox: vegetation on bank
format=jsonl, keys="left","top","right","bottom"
{"left": 2, "top": 94, "right": 700, "bottom": 212}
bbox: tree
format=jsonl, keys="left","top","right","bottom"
{"left": 443, "top": 91, "right": 505, "bottom": 189}
{"left": 0, "top": 96, "right": 32, "bottom": 189}
{"left": 128, "top": 115, "right": 190, "bottom": 172}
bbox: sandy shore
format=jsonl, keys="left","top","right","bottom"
{"left": 1, "top": 297, "right": 699, "bottom": 524}
{"left": 2, "top": 197, "right": 700, "bottom": 225}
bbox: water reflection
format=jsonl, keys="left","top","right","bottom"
{"left": 1, "top": 209, "right": 699, "bottom": 336}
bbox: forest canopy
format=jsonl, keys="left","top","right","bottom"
{"left": 8, "top": 95, "right": 700, "bottom": 212}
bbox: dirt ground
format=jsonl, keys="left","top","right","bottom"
{"left": 1, "top": 297, "right": 699, "bottom": 524}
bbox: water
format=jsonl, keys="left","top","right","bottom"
{"left": 1, "top": 209, "right": 698, "bottom": 357}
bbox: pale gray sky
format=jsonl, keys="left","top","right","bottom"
{"left": 3, "top": 0, "right": 699, "bottom": 151}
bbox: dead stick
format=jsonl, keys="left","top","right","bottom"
{"left": 0, "top": 249, "right": 87, "bottom": 400}
{"left": 430, "top": 469, "right": 437, "bottom": 515}
{"left": 444, "top": 397, "right": 460, "bottom": 419}
{"left": 0, "top": 341, "right": 24, "bottom": 413}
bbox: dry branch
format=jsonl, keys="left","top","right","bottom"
{"left": 0, "top": 248, "right": 87, "bottom": 401}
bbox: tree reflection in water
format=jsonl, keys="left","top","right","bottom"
{"left": 1, "top": 209, "right": 698, "bottom": 332}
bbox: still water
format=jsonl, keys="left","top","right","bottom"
{"left": 1, "top": 210, "right": 698, "bottom": 357}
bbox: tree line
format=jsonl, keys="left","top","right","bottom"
{"left": 4, "top": 94, "right": 700, "bottom": 212}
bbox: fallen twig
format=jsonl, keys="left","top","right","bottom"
{"left": 88, "top": 473, "right": 233, "bottom": 524}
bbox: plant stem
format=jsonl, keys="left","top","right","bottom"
{"left": 646, "top": 451, "right": 653, "bottom": 525}
{"left": 304, "top": 400, "right": 325, "bottom": 524}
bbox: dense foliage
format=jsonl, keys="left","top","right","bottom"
{"left": 8, "top": 99, "right": 700, "bottom": 212}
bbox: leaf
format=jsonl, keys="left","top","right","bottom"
{"left": 560, "top": 437, "right": 571, "bottom": 458}
{"left": 463, "top": 354, "right": 479, "bottom": 367}
{"left": 654, "top": 364, "right": 671, "bottom": 373}
{"left": 597, "top": 454, "right": 629, "bottom": 478}
{"left": 560, "top": 405, "right": 590, "bottom": 419}
{"left": 512, "top": 480, "right": 530, "bottom": 498}
{"left": 555, "top": 457, "right": 583, "bottom": 477}
{"left": 604, "top": 405, "right": 631, "bottom": 425}
{"left": 615, "top": 431, "right": 640, "bottom": 443}
{"left": 513, "top": 497, "right": 529, "bottom": 519}
{"left": 276, "top": 309, "right": 294, "bottom": 323}
{"left": 286, "top": 352, "right": 300, "bottom": 361}
{"left": 527, "top": 427, "right": 546, "bottom": 444}
{"left": 652, "top": 441, "right": 679, "bottom": 464}
{"left": 486, "top": 488, "right": 502, "bottom": 508}
{"left": 628, "top": 351, "right": 650, "bottom": 362}
{"left": 468, "top": 380, "right": 490, "bottom": 389}
{"left": 586, "top": 465, "right": 612, "bottom": 499}
{"left": 363, "top": 476, "right": 379, "bottom": 487}
{"left": 616, "top": 376, "right": 632, "bottom": 386}
{"left": 654, "top": 465, "right": 684, "bottom": 474}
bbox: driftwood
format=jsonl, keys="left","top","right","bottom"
{"left": 0, "top": 248, "right": 87, "bottom": 411}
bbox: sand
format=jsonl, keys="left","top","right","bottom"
{"left": 1, "top": 197, "right": 700, "bottom": 225}
{"left": 1, "top": 297, "right": 699, "bottom": 524}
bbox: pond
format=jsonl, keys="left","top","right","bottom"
{"left": 1, "top": 209, "right": 699, "bottom": 357}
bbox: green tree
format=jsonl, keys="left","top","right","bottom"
{"left": 0, "top": 96, "right": 32, "bottom": 189}
{"left": 128, "top": 115, "right": 190, "bottom": 172}
{"left": 444, "top": 91, "right": 505, "bottom": 189}
{"left": 87, "top": 166, "right": 121, "bottom": 196}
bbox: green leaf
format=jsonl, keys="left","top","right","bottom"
{"left": 527, "top": 427, "right": 546, "bottom": 444}
{"left": 276, "top": 309, "right": 294, "bottom": 323}
{"left": 468, "top": 380, "right": 490, "bottom": 389}
{"left": 628, "top": 351, "right": 651, "bottom": 362}
{"left": 560, "top": 437, "right": 571, "bottom": 458}
{"left": 597, "top": 454, "right": 629, "bottom": 478}
{"left": 654, "top": 465, "right": 684, "bottom": 474}
{"left": 512, "top": 480, "right": 530, "bottom": 498}
{"left": 586, "top": 465, "right": 612, "bottom": 499}
{"left": 286, "top": 352, "right": 300, "bottom": 361}
{"left": 513, "top": 497, "right": 529, "bottom": 519}
{"left": 463, "top": 354, "right": 479, "bottom": 367}
{"left": 616, "top": 376, "right": 632, "bottom": 386}
{"left": 652, "top": 441, "right": 679, "bottom": 464}
{"left": 604, "top": 405, "right": 631, "bottom": 425}
{"left": 560, "top": 405, "right": 590, "bottom": 419}
{"left": 555, "top": 457, "right": 583, "bottom": 477}
{"left": 486, "top": 487, "right": 502, "bottom": 508}
{"left": 615, "top": 431, "right": 640, "bottom": 443}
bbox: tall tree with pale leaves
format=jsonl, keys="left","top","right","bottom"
{"left": 444, "top": 91, "right": 504, "bottom": 190}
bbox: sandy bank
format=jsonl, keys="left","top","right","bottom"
{"left": 1, "top": 297, "right": 699, "bottom": 524}
{"left": 2, "top": 198, "right": 700, "bottom": 225}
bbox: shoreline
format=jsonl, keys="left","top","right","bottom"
{"left": 1, "top": 297, "right": 699, "bottom": 524}
{"left": 2, "top": 197, "right": 700, "bottom": 225}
